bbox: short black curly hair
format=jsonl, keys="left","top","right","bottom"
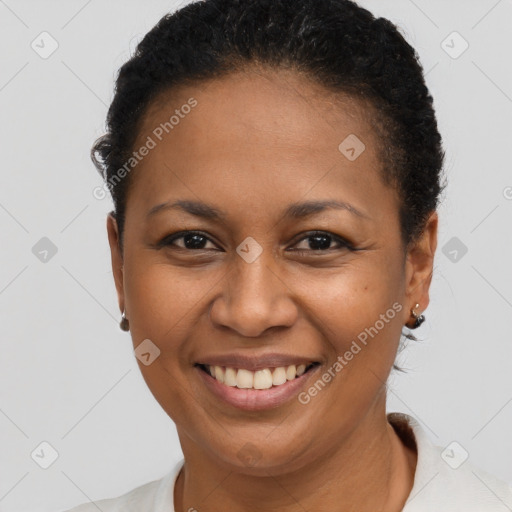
{"left": 92, "top": 0, "right": 446, "bottom": 367}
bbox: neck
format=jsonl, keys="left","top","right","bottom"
{"left": 174, "top": 401, "right": 417, "bottom": 512}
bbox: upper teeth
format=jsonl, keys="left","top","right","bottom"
{"left": 207, "top": 364, "right": 308, "bottom": 389}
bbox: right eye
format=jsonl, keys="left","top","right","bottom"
{"left": 158, "top": 231, "right": 220, "bottom": 251}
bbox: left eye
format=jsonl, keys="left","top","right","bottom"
{"left": 158, "top": 230, "right": 352, "bottom": 253}
{"left": 290, "top": 231, "right": 352, "bottom": 253}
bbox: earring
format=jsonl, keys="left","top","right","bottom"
{"left": 120, "top": 311, "right": 130, "bottom": 331}
{"left": 409, "top": 303, "right": 425, "bottom": 329}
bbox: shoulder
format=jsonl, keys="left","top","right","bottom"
{"left": 61, "top": 461, "right": 183, "bottom": 512}
{"left": 388, "top": 412, "right": 512, "bottom": 512}
{"left": 62, "top": 479, "right": 160, "bottom": 512}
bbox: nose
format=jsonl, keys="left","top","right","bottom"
{"left": 209, "top": 253, "right": 298, "bottom": 338}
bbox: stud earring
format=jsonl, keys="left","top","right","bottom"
{"left": 120, "top": 311, "right": 130, "bottom": 331}
{"left": 409, "top": 303, "right": 425, "bottom": 329}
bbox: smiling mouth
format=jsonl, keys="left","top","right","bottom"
{"left": 197, "top": 362, "right": 320, "bottom": 390}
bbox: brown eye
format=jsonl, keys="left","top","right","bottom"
{"left": 158, "top": 230, "right": 354, "bottom": 254}
{"left": 290, "top": 231, "right": 353, "bottom": 254}
{"left": 159, "top": 231, "right": 219, "bottom": 251}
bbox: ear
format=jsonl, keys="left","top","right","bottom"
{"left": 403, "top": 211, "right": 438, "bottom": 324}
{"left": 106, "top": 212, "right": 125, "bottom": 315}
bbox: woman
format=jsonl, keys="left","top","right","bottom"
{"left": 65, "top": 0, "right": 512, "bottom": 510}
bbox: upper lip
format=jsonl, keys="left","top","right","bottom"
{"left": 196, "top": 353, "right": 320, "bottom": 372}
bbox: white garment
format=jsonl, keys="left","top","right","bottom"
{"left": 63, "top": 412, "right": 512, "bottom": 511}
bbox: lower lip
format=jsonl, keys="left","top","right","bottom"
{"left": 196, "top": 366, "right": 319, "bottom": 411}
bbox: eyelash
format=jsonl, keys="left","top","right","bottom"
{"left": 158, "top": 230, "right": 354, "bottom": 254}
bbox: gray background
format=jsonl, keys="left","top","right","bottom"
{"left": 0, "top": 0, "right": 511, "bottom": 510}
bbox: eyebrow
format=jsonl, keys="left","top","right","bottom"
{"left": 146, "top": 199, "right": 371, "bottom": 221}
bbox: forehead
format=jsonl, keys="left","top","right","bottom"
{"left": 137, "top": 66, "right": 378, "bottom": 155}
{"left": 127, "top": 66, "right": 395, "bottom": 223}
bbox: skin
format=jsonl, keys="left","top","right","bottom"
{"left": 106, "top": 65, "right": 437, "bottom": 511}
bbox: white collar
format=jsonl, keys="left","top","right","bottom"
{"left": 388, "top": 412, "right": 512, "bottom": 511}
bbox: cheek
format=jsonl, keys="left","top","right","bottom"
{"left": 305, "top": 264, "right": 405, "bottom": 371}
{"left": 122, "top": 262, "right": 212, "bottom": 424}
{"left": 124, "top": 259, "right": 221, "bottom": 339}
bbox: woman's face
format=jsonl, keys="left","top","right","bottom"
{"left": 107, "top": 67, "right": 437, "bottom": 474}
